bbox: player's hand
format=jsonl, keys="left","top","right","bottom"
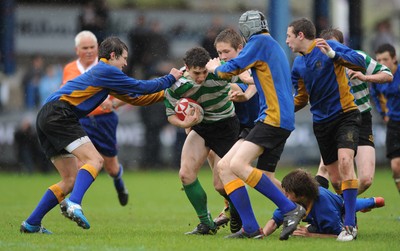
{"left": 292, "top": 226, "right": 310, "bottom": 237}
{"left": 184, "top": 106, "right": 202, "bottom": 127}
{"left": 170, "top": 68, "right": 183, "bottom": 80}
{"left": 206, "top": 58, "right": 221, "bottom": 73}
{"left": 347, "top": 69, "right": 365, "bottom": 81}
{"left": 229, "top": 90, "right": 248, "bottom": 102}
{"left": 315, "top": 38, "right": 335, "bottom": 58}
{"left": 383, "top": 115, "right": 389, "bottom": 123}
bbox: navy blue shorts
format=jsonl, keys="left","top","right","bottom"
{"left": 80, "top": 112, "right": 119, "bottom": 157}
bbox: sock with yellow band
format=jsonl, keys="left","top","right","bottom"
{"left": 342, "top": 179, "right": 358, "bottom": 227}
{"left": 225, "top": 178, "right": 259, "bottom": 233}
{"left": 69, "top": 164, "right": 99, "bottom": 205}
{"left": 26, "top": 184, "right": 65, "bottom": 226}
{"left": 247, "top": 168, "right": 295, "bottom": 214}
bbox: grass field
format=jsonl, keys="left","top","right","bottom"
{"left": 1, "top": 166, "right": 399, "bottom": 251}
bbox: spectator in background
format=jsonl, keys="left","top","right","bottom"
{"left": 142, "top": 20, "right": 171, "bottom": 79}
{"left": 139, "top": 102, "right": 168, "bottom": 168}
{"left": 126, "top": 14, "right": 150, "bottom": 77}
{"left": 370, "top": 19, "right": 396, "bottom": 52}
{"left": 201, "top": 17, "right": 224, "bottom": 58}
{"left": 128, "top": 19, "right": 172, "bottom": 167}
{"left": 38, "top": 64, "right": 63, "bottom": 106}
{"left": 22, "top": 54, "right": 44, "bottom": 109}
{"left": 139, "top": 61, "right": 172, "bottom": 169}
{"left": 77, "top": 0, "right": 110, "bottom": 44}
{"left": 14, "top": 116, "right": 51, "bottom": 174}
{"left": 14, "top": 117, "right": 36, "bottom": 174}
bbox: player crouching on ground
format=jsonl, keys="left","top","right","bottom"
{"left": 263, "top": 169, "right": 385, "bottom": 238}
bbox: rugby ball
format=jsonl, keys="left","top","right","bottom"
{"left": 174, "top": 98, "right": 204, "bottom": 122}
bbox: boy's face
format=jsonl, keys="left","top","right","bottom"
{"left": 185, "top": 65, "right": 208, "bottom": 84}
{"left": 286, "top": 26, "right": 301, "bottom": 53}
{"left": 284, "top": 190, "right": 299, "bottom": 203}
{"left": 108, "top": 49, "right": 128, "bottom": 70}
{"left": 376, "top": 51, "right": 396, "bottom": 71}
{"left": 215, "top": 42, "right": 241, "bottom": 62}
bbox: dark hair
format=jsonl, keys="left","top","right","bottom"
{"left": 98, "top": 36, "right": 129, "bottom": 60}
{"left": 288, "top": 18, "right": 316, "bottom": 40}
{"left": 320, "top": 28, "right": 344, "bottom": 44}
{"left": 281, "top": 169, "right": 319, "bottom": 202}
{"left": 183, "top": 47, "right": 211, "bottom": 68}
{"left": 375, "top": 43, "right": 397, "bottom": 58}
{"left": 214, "top": 28, "right": 243, "bottom": 51}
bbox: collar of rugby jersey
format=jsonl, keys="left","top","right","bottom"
{"left": 100, "top": 58, "right": 108, "bottom": 63}
{"left": 302, "top": 40, "right": 317, "bottom": 56}
{"left": 305, "top": 200, "right": 314, "bottom": 218}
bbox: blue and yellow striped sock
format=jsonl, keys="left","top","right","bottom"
{"left": 69, "top": 164, "right": 98, "bottom": 205}
{"left": 246, "top": 168, "right": 295, "bottom": 214}
{"left": 26, "top": 184, "right": 65, "bottom": 225}
{"left": 225, "top": 178, "right": 259, "bottom": 233}
{"left": 342, "top": 179, "right": 358, "bottom": 227}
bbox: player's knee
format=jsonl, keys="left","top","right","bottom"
{"left": 178, "top": 167, "right": 195, "bottom": 184}
{"left": 216, "top": 158, "right": 230, "bottom": 177}
{"left": 103, "top": 163, "right": 119, "bottom": 177}
{"left": 178, "top": 169, "right": 186, "bottom": 182}
{"left": 359, "top": 176, "right": 373, "bottom": 190}
{"left": 331, "top": 181, "right": 341, "bottom": 192}
{"left": 97, "top": 156, "right": 104, "bottom": 168}
{"left": 214, "top": 185, "right": 225, "bottom": 195}
{"left": 391, "top": 158, "right": 400, "bottom": 173}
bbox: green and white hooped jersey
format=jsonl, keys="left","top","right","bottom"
{"left": 164, "top": 72, "right": 235, "bottom": 123}
{"left": 350, "top": 50, "right": 393, "bottom": 113}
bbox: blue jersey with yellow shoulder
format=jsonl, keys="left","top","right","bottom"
{"left": 46, "top": 59, "right": 175, "bottom": 118}
{"left": 370, "top": 65, "right": 400, "bottom": 121}
{"left": 272, "top": 187, "right": 344, "bottom": 235}
{"left": 292, "top": 40, "right": 366, "bottom": 123}
{"left": 213, "top": 32, "right": 295, "bottom": 131}
{"left": 235, "top": 83, "right": 259, "bottom": 129}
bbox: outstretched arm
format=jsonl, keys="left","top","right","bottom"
{"left": 263, "top": 219, "right": 278, "bottom": 236}
{"left": 293, "top": 225, "right": 337, "bottom": 238}
{"left": 347, "top": 69, "right": 393, "bottom": 83}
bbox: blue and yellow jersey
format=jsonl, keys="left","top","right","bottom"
{"left": 213, "top": 32, "right": 295, "bottom": 131}
{"left": 46, "top": 60, "right": 175, "bottom": 118}
{"left": 235, "top": 83, "right": 259, "bottom": 129}
{"left": 292, "top": 40, "right": 366, "bottom": 123}
{"left": 272, "top": 187, "right": 344, "bottom": 235}
{"left": 370, "top": 65, "right": 400, "bottom": 121}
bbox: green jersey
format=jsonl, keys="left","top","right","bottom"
{"left": 351, "top": 50, "right": 393, "bottom": 113}
{"left": 164, "top": 71, "right": 235, "bottom": 123}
